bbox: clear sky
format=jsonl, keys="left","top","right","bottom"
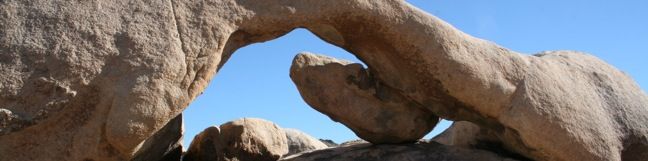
{"left": 182, "top": 0, "right": 648, "bottom": 147}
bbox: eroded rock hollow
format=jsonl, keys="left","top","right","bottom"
{"left": 1, "top": 0, "right": 647, "bottom": 161}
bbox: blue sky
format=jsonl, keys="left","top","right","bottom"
{"left": 182, "top": 0, "right": 647, "bottom": 146}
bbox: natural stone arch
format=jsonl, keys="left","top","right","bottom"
{"left": 0, "top": 0, "right": 646, "bottom": 161}
{"left": 171, "top": 1, "right": 648, "bottom": 160}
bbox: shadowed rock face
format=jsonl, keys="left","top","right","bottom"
{"left": 0, "top": 0, "right": 647, "bottom": 161}
{"left": 280, "top": 141, "right": 520, "bottom": 161}
{"left": 184, "top": 126, "right": 223, "bottom": 161}
{"left": 132, "top": 114, "right": 183, "bottom": 161}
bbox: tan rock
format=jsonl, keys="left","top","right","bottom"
{"left": 1, "top": 0, "right": 646, "bottom": 160}
{"left": 284, "top": 128, "right": 329, "bottom": 156}
{"left": 184, "top": 118, "right": 290, "bottom": 161}
{"left": 280, "top": 141, "right": 520, "bottom": 161}
{"left": 290, "top": 53, "right": 439, "bottom": 144}
{"left": 184, "top": 126, "right": 223, "bottom": 161}
{"left": 219, "top": 118, "right": 289, "bottom": 161}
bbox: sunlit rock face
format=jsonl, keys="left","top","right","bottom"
{"left": 289, "top": 53, "right": 439, "bottom": 144}
{"left": 185, "top": 118, "right": 289, "bottom": 161}
{"left": 0, "top": 0, "right": 646, "bottom": 161}
{"left": 184, "top": 118, "right": 329, "bottom": 161}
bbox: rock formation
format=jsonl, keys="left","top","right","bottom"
{"left": 1, "top": 0, "right": 647, "bottom": 161}
{"left": 184, "top": 118, "right": 329, "bottom": 161}
{"left": 132, "top": 115, "right": 184, "bottom": 161}
{"left": 183, "top": 126, "right": 223, "bottom": 161}
{"left": 280, "top": 141, "right": 519, "bottom": 161}
{"left": 284, "top": 128, "right": 329, "bottom": 156}
{"left": 184, "top": 118, "right": 289, "bottom": 161}
{"left": 219, "top": 118, "right": 288, "bottom": 161}
{"left": 290, "top": 53, "right": 439, "bottom": 144}
{"left": 288, "top": 49, "right": 648, "bottom": 161}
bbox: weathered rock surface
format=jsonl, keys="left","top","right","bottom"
{"left": 280, "top": 141, "right": 519, "bottom": 161}
{"left": 184, "top": 126, "right": 223, "bottom": 161}
{"left": 218, "top": 118, "right": 288, "bottom": 161}
{"left": 284, "top": 128, "right": 329, "bottom": 156}
{"left": 185, "top": 118, "right": 327, "bottom": 161}
{"left": 290, "top": 53, "right": 439, "bottom": 144}
{"left": 1, "top": 0, "right": 647, "bottom": 161}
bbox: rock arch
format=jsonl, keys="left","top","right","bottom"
{"left": 0, "top": 0, "right": 646, "bottom": 161}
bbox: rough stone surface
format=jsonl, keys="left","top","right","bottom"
{"left": 184, "top": 118, "right": 289, "bottom": 161}
{"left": 184, "top": 119, "right": 327, "bottom": 161}
{"left": 183, "top": 126, "right": 223, "bottom": 161}
{"left": 1, "top": 0, "right": 647, "bottom": 161}
{"left": 218, "top": 118, "right": 288, "bottom": 161}
{"left": 290, "top": 53, "right": 439, "bottom": 144}
{"left": 284, "top": 128, "right": 329, "bottom": 156}
{"left": 280, "top": 141, "right": 519, "bottom": 161}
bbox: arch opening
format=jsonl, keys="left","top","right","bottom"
{"left": 182, "top": 28, "right": 453, "bottom": 148}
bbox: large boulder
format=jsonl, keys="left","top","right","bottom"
{"left": 218, "top": 118, "right": 289, "bottom": 161}
{"left": 185, "top": 119, "right": 328, "bottom": 161}
{"left": 279, "top": 141, "right": 520, "bottom": 161}
{"left": 284, "top": 128, "right": 329, "bottom": 156}
{"left": 1, "top": 0, "right": 646, "bottom": 160}
{"left": 184, "top": 118, "right": 290, "bottom": 161}
{"left": 290, "top": 53, "right": 439, "bottom": 144}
